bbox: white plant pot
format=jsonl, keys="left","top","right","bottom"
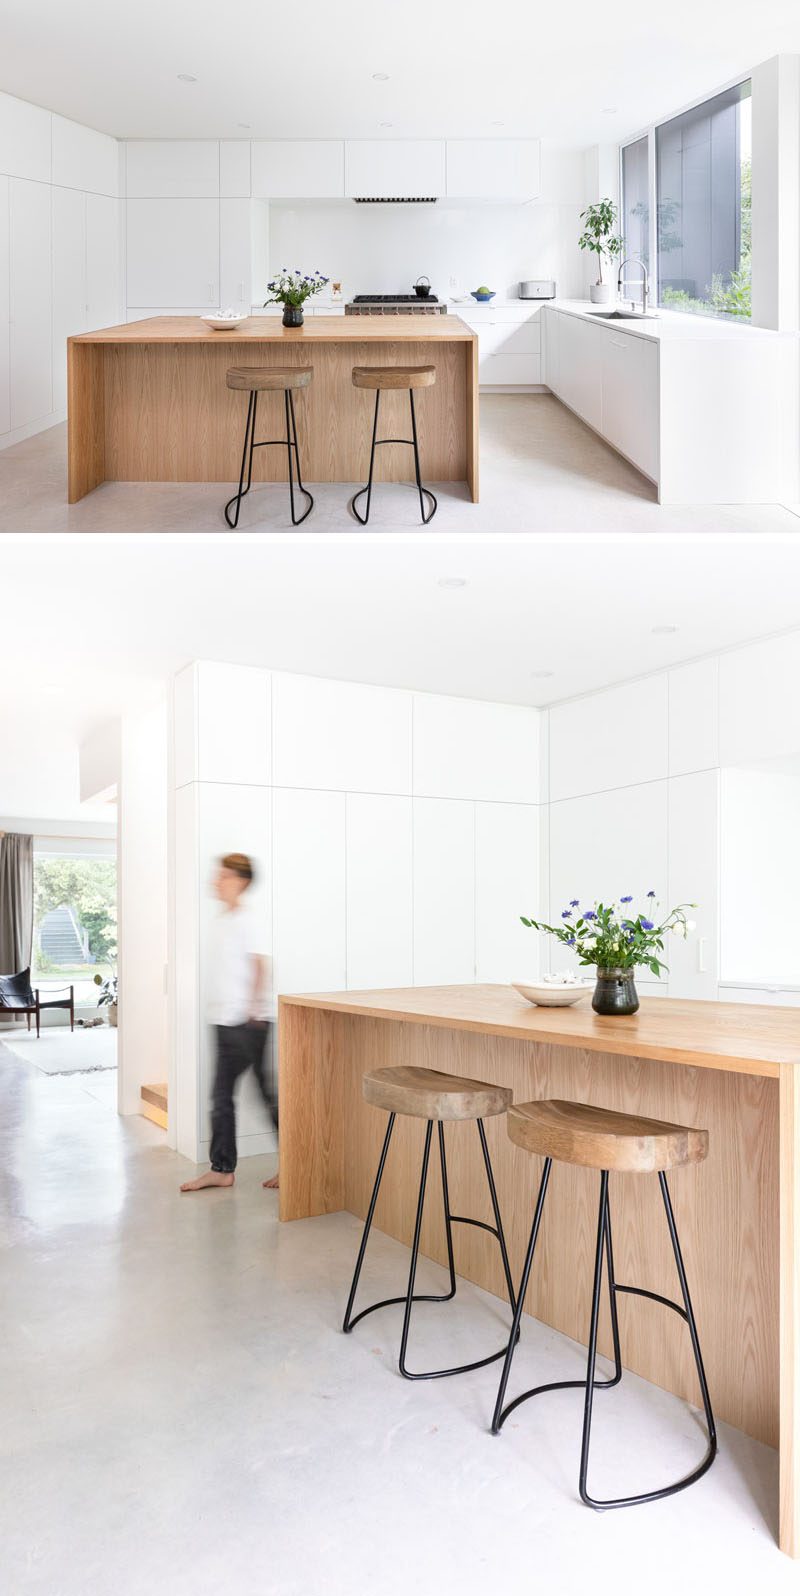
{"left": 589, "top": 282, "right": 614, "bottom": 305}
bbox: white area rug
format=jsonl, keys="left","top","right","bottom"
{"left": 0, "top": 1025, "right": 117, "bottom": 1075}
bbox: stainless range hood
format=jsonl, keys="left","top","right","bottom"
{"left": 353, "top": 196, "right": 438, "bottom": 204}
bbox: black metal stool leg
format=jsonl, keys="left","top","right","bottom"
{"left": 579, "top": 1171, "right": 612, "bottom": 1502}
{"left": 224, "top": 389, "right": 255, "bottom": 528}
{"left": 398, "top": 1121, "right": 436, "bottom": 1373}
{"left": 658, "top": 1171, "right": 718, "bottom": 1452}
{"left": 350, "top": 390, "right": 381, "bottom": 524}
{"left": 409, "top": 388, "right": 438, "bottom": 524}
{"left": 492, "top": 1156, "right": 552, "bottom": 1432}
{"left": 287, "top": 388, "right": 314, "bottom": 525}
{"left": 342, "top": 1112, "right": 396, "bottom": 1333}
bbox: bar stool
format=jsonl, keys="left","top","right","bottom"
{"left": 350, "top": 366, "right": 438, "bottom": 525}
{"left": 224, "top": 367, "right": 314, "bottom": 528}
{"left": 491, "top": 1099, "right": 717, "bottom": 1509}
{"left": 343, "top": 1065, "right": 516, "bottom": 1379}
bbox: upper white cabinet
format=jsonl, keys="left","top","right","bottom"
{"left": 125, "top": 141, "right": 219, "bottom": 198}
{"left": 220, "top": 140, "right": 251, "bottom": 198}
{"left": 273, "top": 673, "right": 411, "bottom": 795}
{"left": 446, "top": 140, "right": 540, "bottom": 201}
{"left": 719, "top": 631, "right": 800, "bottom": 766}
{"left": 345, "top": 140, "right": 445, "bottom": 199}
{"left": 413, "top": 693, "right": 539, "bottom": 803}
{"left": 0, "top": 175, "right": 10, "bottom": 436}
{"left": 346, "top": 794, "right": 413, "bottom": 990}
{"left": 252, "top": 141, "right": 344, "bottom": 199}
{"left": 668, "top": 658, "right": 719, "bottom": 777}
{"left": 52, "top": 115, "right": 118, "bottom": 196}
{"left": 600, "top": 330, "right": 659, "bottom": 481}
{"left": 549, "top": 675, "right": 668, "bottom": 803}
{"left": 9, "top": 178, "right": 52, "bottom": 429}
{"left": 0, "top": 93, "right": 51, "bottom": 182}
{"left": 126, "top": 198, "right": 220, "bottom": 306}
{"left": 195, "top": 661, "right": 271, "bottom": 786}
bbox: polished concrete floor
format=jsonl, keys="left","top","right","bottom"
{"left": 2, "top": 396, "right": 799, "bottom": 534}
{"left": 1, "top": 1046, "right": 796, "bottom": 1596}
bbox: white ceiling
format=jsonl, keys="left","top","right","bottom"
{"left": 3, "top": 533, "right": 800, "bottom": 817}
{"left": 1, "top": 0, "right": 798, "bottom": 144}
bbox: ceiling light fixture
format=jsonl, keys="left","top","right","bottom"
{"left": 238, "top": 122, "right": 251, "bottom": 129}
{"left": 177, "top": 73, "right": 197, "bottom": 83}
{"left": 601, "top": 106, "right": 617, "bottom": 114}
{"left": 651, "top": 624, "right": 679, "bottom": 635}
{"left": 380, "top": 122, "right": 393, "bottom": 128}
{"left": 530, "top": 669, "right": 554, "bottom": 679}
{"left": 491, "top": 120, "right": 505, "bottom": 127}
{"left": 437, "top": 576, "right": 468, "bottom": 589}
{"left": 372, "top": 72, "right": 390, "bottom": 81}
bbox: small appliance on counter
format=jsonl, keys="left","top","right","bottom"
{"left": 519, "top": 279, "right": 557, "bottom": 299}
{"left": 345, "top": 293, "right": 446, "bottom": 315}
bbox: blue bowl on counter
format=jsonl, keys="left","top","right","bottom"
{"left": 471, "top": 290, "right": 496, "bottom": 302}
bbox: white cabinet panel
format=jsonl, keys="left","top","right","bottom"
{"left": 413, "top": 694, "right": 538, "bottom": 803}
{"left": 252, "top": 140, "right": 344, "bottom": 199}
{"left": 9, "top": 178, "right": 52, "bottom": 427}
{"left": 86, "top": 194, "right": 121, "bottom": 330}
{"left": 549, "top": 676, "right": 668, "bottom": 802}
{"left": 475, "top": 802, "right": 539, "bottom": 983}
{"left": 125, "top": 140, "right": 219, "bottom": 197}
{"left": 0, "top": 93, "right": 51, "bottom": 182}
{"left": 668, "top": 770, "right": 719, "bottom": 999}
{"left": 196, "top": 661, "right": 270, "bottom": 786}
{"left": 720, "top": 764, "right": 800, "bottom": 986}
{"left": 719, "top": 632, "right": 800, "bottom": 766}
{"left": 52, "top": 115, "right": 118, "bottom": 195}
{"left": 0, "top": 175, "right": 10, "bottom": 435}
{"left": 273, "top": 788, "right": 346, "bottom": 996}
{"left": 52, "top": 186, "right": 86, "bottom": 412}
{"left": 600, "top": 330, "right": 659, "bottom": 480}
{"left": 220, "top": 141, "right": 251, "bottom": 197}
{"left": 346, "top": 794, "right": 413, "bottom": 989}
{"left": 445, "top": 140, "right": 541, "bottom": 201}
{"left": 548, "top": 781, "right": 668, "bottom": 983}
{"left": 482, "top": 353, "right": 541, "bottom": 386}
{"left": 413, "top": 799, "right": 475, "bottom": 985}
{"left": 345, "top": 141, "right": 444, "bottom": 200}
{"left": 543, "top": 305, "right": 559, "bottom": 391}
{"left": 173, "top": 781, "right": 200, "bottom": 1160}
{"left": 220, "top": 198, "right": 251, "bottom": 310}
{"left": 126, "top": 198, "right": 219, "bottom": 307}
{"left": 173, "top": 664, "right": 198, "bottom": 789}
{"left": 668, "top": 658, "right": 719, "bottom": 776}
{"left": 273, "top": 673, "right": 411, "bottom": 795}
{"left": 719, "top": 985, "right": 800, "bottom": 1008}
{"left": 557, "top": 311, "right": 602, "bottom": 430}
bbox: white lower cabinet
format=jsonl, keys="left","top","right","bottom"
{"left": 457, "top": 304, "right": 542, "bottom": 388}
{"left": 413, "top": 799, "right": 475, "bottom": 985}
{"left": 220, "top": 198, "right": 252, "bottom": 312}
{"left": 556, "top": 310, "right": 603, "bottom": 431}
{"left": 667, "top": 770, "right": 719, "bottom": 1000}
{"left": 272, "top": 788, "right": 346, "bottom": 997}
{"left": 52, "top": 186, "right": 86, "bottom": 412}
{"left": 9, "top": 177, "right": 52, "bottom": 429}
{"left": 86, "top": 195, "right": 121, "bottom": 330}
{"left": 600, "top": 330, "right": 659, "bottom": 480}
{"left": 475, "top": 803, "right": 539, "bottom": 983}
{"left": 126, "top": 198, "right": 220, "bottom": 307}
{"left": 346, "top": 794, "right": 413, "bottom": 990}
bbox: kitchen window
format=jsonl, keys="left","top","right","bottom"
{"left": 655, "top": 81, "right": 751, "bottom": 320}
{"left": 621, "top": 136, "right": 649, "bottom": 275}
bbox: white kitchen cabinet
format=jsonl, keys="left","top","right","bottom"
{"left": 413, "top": 799, "right": 475, "bottom": 985}
{"left": 346, "top": 794, "right": 413, "bottom": 989}
{"left": 0, "top": 175, "right": 10, "bottom": 436}
{"left": 52, "top": 186, "right": 86, "bottom": 411}
{"left": 445, "top": 140, "right": 541, "bottom": 201}
{"left": 252, "top": 140, "right": 344, "bottom": 199}
{"left": 9, "top": 178, "right": 52, "bottom": 428}
{"left": 52, "top": 115, "right": 118, "bottom": 196}
{"left": 600, "top": 329, "right": 659, "bottom": 481}
{"left": 86, "top": 194, "right": 121, "bottom": 330}
{"left": 413, "top": 693, "right": 539, "bottom": 803}
{"left": 719, "top": 631, "right": 800, "bottom": 767}
{"left": 272, "top": 788, "right": 346, "bottom": 996}
{"left": 273, "top": 672, "right": 411, "bottom": 795}
{"left": 549, "top": 675, "right": 668, "bottom": 803}
{"left": 542, "top": 303, "right": 559, "bottom": 391}
{"left": 667, "top": 770, "right": 719, "bottom": 1000}
{"left": 196, "top": 661, "right": 271, "bottom": 786}
{"left": 668, "top": 658, "right": 719, "bottom": 777}
{"left": 475, "top": 802, "right": 539, "bottom": 983}
{"left": 0, "top": 93, "right": 51, "bottom": 183}
{"left": 345, "top": 141, "right": 445, "bottom": 200}
{"left": 126, "top": 198, "right": 220, "bottom": 307}
{"left": 556, "top": 309, "right": 603, "bottom": 431}
{"left": 220, "top": 140, "right": 251, "bottom": 198}
{"left": 125, "top": 140, "right": 219, "bottom": 198}
{"left": 220, "top": 198, "right": 252, "bottom": 311}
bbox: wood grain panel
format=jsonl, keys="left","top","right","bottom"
{"left": 780, "top": 1065, "right": 800, "bottom": 1555}
{"left": 67, "top": 342, "right": 105, "bottom": 502}
{"left": 279, "top": 1002, "right": 344, "bottom": 1222}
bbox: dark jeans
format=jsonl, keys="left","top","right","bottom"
{"left": 209, "top": 1021, "right": 278, "bottom": 1174}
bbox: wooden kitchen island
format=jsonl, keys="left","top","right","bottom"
{"left": 279, "top": 983, "right": 800, "bottom": 1554}
{"left": 67, "top": 314, "right": 478, "bottom": 503}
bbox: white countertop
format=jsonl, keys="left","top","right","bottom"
{"left": 550, "top": 297, "right": 787, "bottom": 343}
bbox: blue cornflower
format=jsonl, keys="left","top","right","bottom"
{"left": 620, "top": 895, "right": 633, "bottom": 903}
{"left": 561, "top": 909, "right": 572, "bottom": 919}
{"left": 583, "top": 909, "right": 597, "bottom": 921}
{"left": 641, "top": 918, "right": 654, "bottom": 931}
{"left": 647, "top": 890, "right": 656, "bottom": 898}
{"left": 569, "top": 898, "right": 579, "bottom": 907}
{"left": 567, "top": 936, "right": 576, "bottom": 946}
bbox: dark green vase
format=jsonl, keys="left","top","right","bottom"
{"left": 592, "top": 967, "right": 639, "bottom": 1016}
{"left": 282, "top": 305, "right": 304, "bottom": 327}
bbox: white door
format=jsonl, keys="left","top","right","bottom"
{"left": 413, "top": 798, "right": 475, "bottom": 985}
{"left": 86, "top": 194, "right": 121, "bottom": 331}
{"left": 52, "top": 186, "right": 86, "bottom": 412}
{"left": 0, "top": 175, "right": 10, "bottom": 435}
{"left": 345, "top": 141, "right": 445, "bottom": 199}
{"left": 9, "top": 177, "right": 52, "bottom": 428}
{"left": 126, "top": 198, "right": 220, "bottom": 308}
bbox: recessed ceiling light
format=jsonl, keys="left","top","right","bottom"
{"left": 491, "top": 120, "right": 505, "bottom": 127}
{"left": 238, "top": 122, "right": 251, "bottom": 130}
{"left": 651, "top": 624, "right": 679, "bottom": 635}
{"left": 380, "top": 121, "right": 393, "bottom": 128}
{"left": 601, "top": 106, "right": 617, "bottom": 114}
{"left": 437, "top": 576, "right": 468, "bottom": 589}
{"left": 372, "top": 72, "right": 390, "bottom": 81}
{"left": 177, "top": 73, "right": 197, "bottom": 83}
{"left": 530, "top": 669, "right": 554, "bottom": 679}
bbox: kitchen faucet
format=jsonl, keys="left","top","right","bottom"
{"left": 617, "top": 256, "right": 649, "bottom": 315}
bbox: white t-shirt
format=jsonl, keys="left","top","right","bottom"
{"left": 206, "top": 905, "right": 272, "bottom": 1026}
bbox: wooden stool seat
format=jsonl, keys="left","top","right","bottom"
{"left": 352, "top": 365, "right": 436, "bottom": 391}
{"left": 508, "top": 1099, "right": 708, "bottom": 1174}
{"left": 363, "top": 1065, "right": 511, "bottom": 1122}
{"left": 226, "top": 366, "right": 313, "bottom": 392}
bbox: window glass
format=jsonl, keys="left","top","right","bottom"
{"left": 621, "top": 136, "right": 649, "bottom": 274}
{"left": 656, "top": 81, "right": 751, "bottom": 319}
{"left": 32, "top": 852, "right": 117, "bottom": 1002}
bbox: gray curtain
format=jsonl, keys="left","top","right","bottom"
{"left": 0, "top": 833, "right": 34, "bottom": 973}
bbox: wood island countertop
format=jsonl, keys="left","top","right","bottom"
{"left": 69, "top": 313, "right": 477, "bottom": 343}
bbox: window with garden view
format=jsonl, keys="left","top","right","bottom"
{"left": 32, "top": 851, "right": 117, "bottom": 1003}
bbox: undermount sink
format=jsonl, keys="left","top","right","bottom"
{"left": 587, "top": 309, "right": 660, "bottom": 321}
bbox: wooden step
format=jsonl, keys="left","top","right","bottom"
{"left": 141, "top": 1081, "right": 168, "bottom": 1128}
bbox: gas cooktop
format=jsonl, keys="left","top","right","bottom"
{"left": 346, "top": 293, "right": 446, "bottom": 315}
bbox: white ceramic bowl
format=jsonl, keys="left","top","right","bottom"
{"left": 512, "top": 979, "right": 593, "bottom": 1008}
{"left": 201, "top": 313, "right": 249, "bottom": 330}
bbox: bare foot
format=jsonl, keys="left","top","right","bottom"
{"left": 180, "top": 1170, "right": 235, "bottom": 1192}
{"left": 262, "top": 1172, "right": 279, "bottom": 1190}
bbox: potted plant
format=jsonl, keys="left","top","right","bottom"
{"left": 264, "top": 268, "right": 330, "bottom": 328}
{"left": 94, "top": 971, "right": 118, "bottom": 1027}
{"left": 520, "top": 894, "right": 695, "bottom": 1016}
{"left": 578, "top": 199, "right": 624, "bottom": 305}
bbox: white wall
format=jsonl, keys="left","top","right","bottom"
{"left": 0, "top": 90, "right": 122, "bottom": 451}
{"left": 117, "top": 700, "right": 168, "bottom": 1116}
{"left": 171, "top": 662, "right": 541, "bottom": 1164}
